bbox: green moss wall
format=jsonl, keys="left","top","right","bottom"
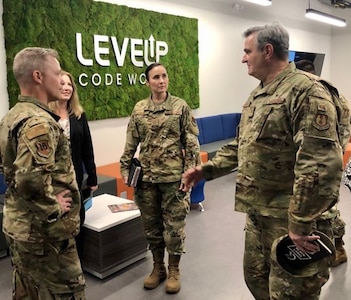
{"left": 3, "top": 0, "right": 199, "bottom": 120}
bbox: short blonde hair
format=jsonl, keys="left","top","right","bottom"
{"left": 13, "top": 47, "right": 59, "bottom": 86}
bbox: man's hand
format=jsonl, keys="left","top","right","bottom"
{"left": 180, "top": 165, "right": 204, "bottom": 192}
{"left": 289, "top": 231, "right": 320, "bottom": 253}
{"left": 56, "top": 189, "right": 72, "bottom": 214}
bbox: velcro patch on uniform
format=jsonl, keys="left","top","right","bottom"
{"left": 36, "top": 140, "right": 51, "bottom": 157}
{"left": 25, "top": 124, "right": 49, "bottom": 140}
{"left": 317, "top": 104, "right": 327, "bottom": 112}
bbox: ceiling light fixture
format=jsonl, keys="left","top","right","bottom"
{"left": 305, "top": 0, "right": 346, "bottom": 27}
{"left": 243, "top": 0, "right": 272, "bottom": 6}
{"left": 305, "top": 8, "right": 346, "bottom": 27}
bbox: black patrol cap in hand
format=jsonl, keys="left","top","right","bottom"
{"left": 271, "top": 231, "right": 335, "bottom": 277}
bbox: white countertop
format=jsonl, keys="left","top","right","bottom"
{"left": 83, "top": 194, "right": 141, "bottom": 232}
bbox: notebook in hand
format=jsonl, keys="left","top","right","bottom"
{"left": 128, "top": 158, "right": 142, "bottom": 187}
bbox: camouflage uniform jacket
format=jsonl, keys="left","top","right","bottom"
{"left": 0, "top": 96, "right": 80, "bottom": 243}
{"left": 311, "top": 77, "right": 350, "bottom": 220}
{"left": 120, "top": 93, "right": 200, "bottom": 183}
{"left": 202, "top": 63, "right": 344, "bottom": 235}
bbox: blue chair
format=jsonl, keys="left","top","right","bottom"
{"left": 190, "top": 179, "right": 205, "bottom": 211}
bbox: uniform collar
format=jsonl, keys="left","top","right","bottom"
{"left": 253, "top": 62, "right": 295, "bottom": 98}
{"left": 18, "top": 95, "right": 60, "bottom": 121}
{"left": 146, "top": 92, "right": 172, "bottom": 112}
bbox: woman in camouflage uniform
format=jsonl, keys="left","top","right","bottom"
{"left": 120, "top": 63, "right": 200, "bottom": 294}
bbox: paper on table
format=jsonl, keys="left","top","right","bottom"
{"left": 108, "top": 203, "right": 139, "bottom": 213}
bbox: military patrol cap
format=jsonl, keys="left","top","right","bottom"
{"left": 271, "top": 231, "right": 335, "bottom": 277}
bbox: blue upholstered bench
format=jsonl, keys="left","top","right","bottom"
{"left": 0, "top": 173, "right": 6, "bottom": 206}
{"left": 196, "top": 113, "right": 241, "bottom": 159}
{"left": 0, "top": 173, "right": 6, "bottom": 205}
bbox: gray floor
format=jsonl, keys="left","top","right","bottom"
{"left": 0, "top": 172, "right": 351, "bottom": 299}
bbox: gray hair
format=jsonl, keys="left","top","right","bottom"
{"left": 13, "top": 47, "right": 59, "bottom": 86}
{"left": 243, "top": 22, "right": 289, "bottom": 60}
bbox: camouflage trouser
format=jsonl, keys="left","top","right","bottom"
{"left": 244, "top": 214, "right": 331, "bottom": 300}
{"left": 134, "top": 180, "right": 190, "bottom": 255}
{"left": 6, "top": 236, "right": 86, "bottom": 300}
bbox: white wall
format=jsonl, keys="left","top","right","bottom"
{"left": 331, "top": 33, "right": 351, "bottom": 104}
{"left": 0, "top": 0, "right": 334, "bottom": 166}
{"left": 0, "top": 1, "right": 9, "bottom": 119}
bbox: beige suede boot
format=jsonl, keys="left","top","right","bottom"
{"left": 144, "top": 250, "right": 167, "bottom": 289}
{"left": 331, "top": 237, "right": 347, "bottom": 267}
{"left": 166, "top": 255, "right": 181, "bottom": 294}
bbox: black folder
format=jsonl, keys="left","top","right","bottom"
{"left": 127, "top": 158, "right": 142, "bottom": 187}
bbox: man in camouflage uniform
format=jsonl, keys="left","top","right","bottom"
{"left": 120, "top": 63, "right": 200, "bottom": 294}
{"left": 296, "top": 59, "right": 348, "bottom": 267}
{"left": 182, "top": 23, "right": 349, "bottom": 299}
{"left": 0, "top": 47, "right": 86, "bottom": 299}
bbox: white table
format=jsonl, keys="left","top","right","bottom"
{"left": 84, "top": 194, "right": 141, "bottom": 231}
{"left": 81, "top": 194, "right": 147, "bottom": 279}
